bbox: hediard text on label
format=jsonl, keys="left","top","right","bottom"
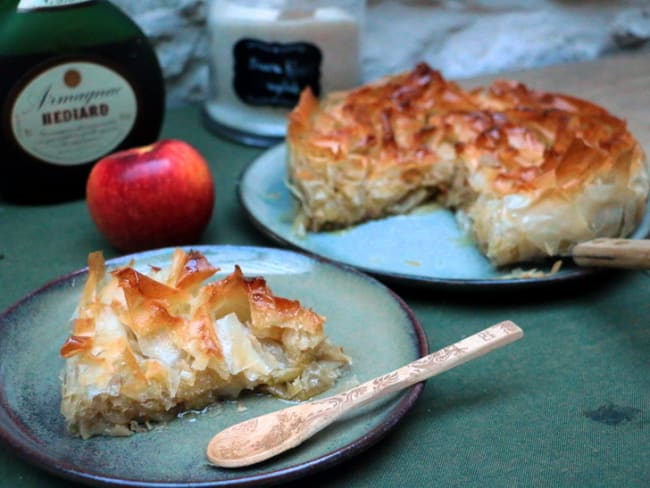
{"left": 11, "top": 61, "right": 137, "bottom": 166}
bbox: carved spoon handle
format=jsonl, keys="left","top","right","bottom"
{"left": 572, "top": 238, "right": 650, "bottom": 269}
{"left": 207, "top": 320, "right": 523, "bottom": 468}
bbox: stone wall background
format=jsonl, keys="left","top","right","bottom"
{"left": 110, "top": 0, "right": 650, "bottom": 107}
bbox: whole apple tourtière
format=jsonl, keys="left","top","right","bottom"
{"left": 287, "top": 63, "right": 649, "bottom": 266}
{"left": 60, "top": 249, "right": 350, "bottom": 439}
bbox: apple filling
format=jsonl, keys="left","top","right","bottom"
{"left": 59, "top": 249, "right": 350, "bottom": 439}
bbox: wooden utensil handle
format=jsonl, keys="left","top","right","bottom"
{"left": 332, "top": 320, "right": 523, "bottom": 415}
{"left": 572, "top": 238, "right": 650, "bottom": 269}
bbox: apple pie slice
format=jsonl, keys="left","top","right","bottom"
{"left": 60, "top": 249, "right": 350, "bottom": 439}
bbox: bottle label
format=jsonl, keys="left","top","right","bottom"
{"left": 17, "top": 0, "right": 90, "bottom": 10}
{"left": 10, "top": 61, "right": 137, "bottom": 166}
{"left": 233, "top": 38, "right": 322, "bottom": 108}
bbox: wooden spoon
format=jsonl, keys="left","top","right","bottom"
{"left": 207, "top": 320, "right": 524, "bottom": 468}
{"left": 572, "top": 238, "right": 650, "bottom": 269}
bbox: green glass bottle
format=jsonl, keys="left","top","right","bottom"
{"left": 0, "top": 0, "right": 166, "bottom": 204}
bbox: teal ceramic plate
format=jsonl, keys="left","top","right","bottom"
{"left": 0, "top": 245, "right": 427, "bottom": 487}
{"left": 239, "top": 144, "right": 650, "bottom": 289}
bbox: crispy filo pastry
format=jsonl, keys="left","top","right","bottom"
{"left": 287, "top": 63, "right": 649, "bottom": 265}
{"left": 60, "top": 249, "right": 349, "bottom": 439}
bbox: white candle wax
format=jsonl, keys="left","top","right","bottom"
{"left": 205, "top": 0, "right": 362, "bottom": 142}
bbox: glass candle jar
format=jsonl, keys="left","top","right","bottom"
{"left": 203, "top": 0, "right": 364, "bottom": 146}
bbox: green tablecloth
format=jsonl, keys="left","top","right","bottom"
{"left": 1, "top": 106, "right": 649, "bottom": 487}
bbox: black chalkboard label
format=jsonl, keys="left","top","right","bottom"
{"left": 233, "top": 38, "right": 322, "bottom": 108}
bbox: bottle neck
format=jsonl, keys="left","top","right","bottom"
{"left": 16, "top": 0, "right": 94, "bottom": 11}
{"left": 0, "top": 0, "right": 145, "bottom": 57}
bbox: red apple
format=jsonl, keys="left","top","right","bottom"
{"left": 86, "top": 139, "right": 215, "bottom": 252}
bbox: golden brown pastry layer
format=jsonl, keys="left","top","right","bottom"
{"left": 60, "top": 249, "right": 349, "bottom": 438}
{"left": 287, "top": 63, "right": 649, "bottom": 265}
